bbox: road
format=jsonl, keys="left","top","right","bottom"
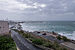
{"left": 11, "top": 30, "right": 42, "bottom": 50}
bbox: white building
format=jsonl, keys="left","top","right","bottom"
{"left": 0, "top": 21, "right": 9, "bottom": 35}
{"left": 14, "top": 23, "right": 22, "bottom": 30}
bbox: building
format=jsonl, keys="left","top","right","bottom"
{"left": 15, "top": 23, "right": 22, "bottom": 31}
{"left": 0, "top": 21, "right": 9, "bottom": 35}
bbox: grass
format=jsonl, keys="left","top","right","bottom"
{"left": 0, "top": 35, "right": 17, "bottom": 50}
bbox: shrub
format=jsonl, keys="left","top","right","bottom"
{"left": 62, "top": 36, "right": 69, "bottom": 41}
{"left": 19, "top": 30, "right": 24, "bottom": 33}
{"left": 57, "top": 35, "right": 70, "bottom": 42}
{"left": 24, "top": 34, "right": 31, "bottom": 38}
{"left": 21, "top": 33, "right": 32, "bottom": 38}
{"left": 56, "top": 35, "right": 62, "bottom": 40}
{"left": 32, "top": 38, "right": 43, "bottom": 45}
{"left": 0, "top": 36, "right": 17, "bottom": 50}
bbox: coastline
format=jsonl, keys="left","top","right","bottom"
{"left": 11, "top": 22, "right": 75, "bottom": 50}
{"left": 22, "top": 29, "right": 75, "bottom": 41}
{"left": 10, "top": 22, "right": 75, "bottom": 41}
{"left": 20, "top": 21, "right": 75, "bottom": 40}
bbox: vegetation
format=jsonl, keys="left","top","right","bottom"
{"left": 56, "top": 35, "right": 70, "bottom": 41}
{"left": 56, "top": 35, "right": 62, "bottom": 40}
{"left": 43, "top": 42, "right": 53, "bottom": 48}
{"left": 62, "top": 36, "right": 70, "bottom": 41}
{"left": 32, "top": 38, "right": 43, "bottom": 45}
{"left": 0, "top": 35, "right": 17, "bottom": 50}
{"left": 14, "top": 29, "right": 67, "bottom": 50}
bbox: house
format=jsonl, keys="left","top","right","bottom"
{"left": 0, "top": 21, "right": 9, "bottom": 35}
{"left": 15, "top": 23, "right": 22, "bottom": 31}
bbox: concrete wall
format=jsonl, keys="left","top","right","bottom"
{"left": 0, "top": 21, "right": 9, "bottom": 35}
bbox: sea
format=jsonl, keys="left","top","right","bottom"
{"left": 21, "top": 21, "right": 75, "bottom": 40}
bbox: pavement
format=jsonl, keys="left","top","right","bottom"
{"left": 11, "top": 30, "right": 42, "bottom": 50}
{"left": 61, "top": 42, "right": 75, "bottom": 50}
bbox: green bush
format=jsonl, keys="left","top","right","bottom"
{"left": 57, "top": 35, "right": 70, "bottom": 42}
{"left": 19, "top": 30, "right": 24, "bottom": 34}
{"left": 22, "top": 33, "right": 31, "bottom": 38}
{"left": 32, "top": 38, "right": 43, "bottom": 45}
{"left": 0, "top": 36, "right": 17, "bottom": 50}
{"left": 62, "top": 36, "right": 69, "bottom": 41}
{"left": 56, "top": 35, "right": 62, "bottom": 40}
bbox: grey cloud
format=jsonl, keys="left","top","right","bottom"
{"left": 0, "top": 0, "right": 75, "bottom": 21}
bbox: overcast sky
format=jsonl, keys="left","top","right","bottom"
{"left": 0, "top": 0, "right": 75, "bottom": 21}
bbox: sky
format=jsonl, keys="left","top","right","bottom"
{"left": 0, "top": 0, "right": 75, "bottom": 21}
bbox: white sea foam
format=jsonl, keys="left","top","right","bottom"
{"left": 58, "top": 31, "right": 75, "bottom": 40}
{"left": 72, "top": 31, "right": 75, "bottom": 40}
{"left": 21, "top": 23, "right": 36, "bottom": 32}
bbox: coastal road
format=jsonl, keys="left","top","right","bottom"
{"left": 11, "top": 30, "right": 42, "bottom": 50}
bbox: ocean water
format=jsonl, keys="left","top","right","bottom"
{"left": 21, "top": 21, "right": 75, "bottom": 40}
